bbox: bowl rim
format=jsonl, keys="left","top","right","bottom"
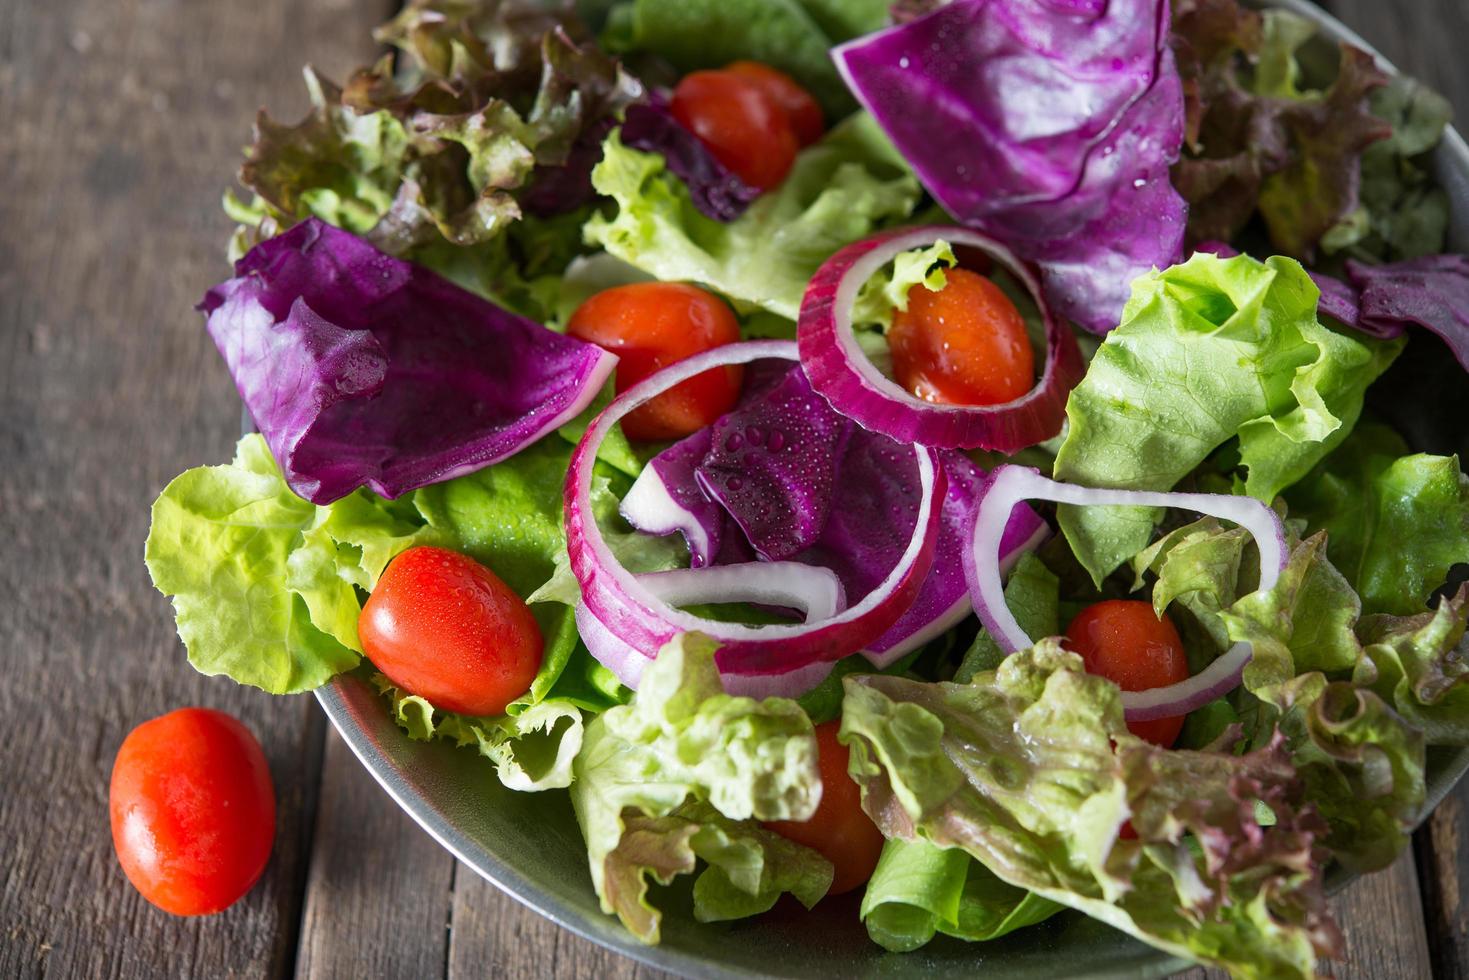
{"left": 314, "top": 2, "right": 1469, "bottom": 977}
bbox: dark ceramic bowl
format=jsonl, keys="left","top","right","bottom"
{"left": 314, "top": 2, "right": 1469, "bottom": 976}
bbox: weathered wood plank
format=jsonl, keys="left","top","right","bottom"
{"left": 0, "top": 0, "right": 384, "bottom": 975}
{"left": 294, "top": 728, "right": 457, "bottom": 980}
{"left": 447, "top": 870, "right": 674, "bottom": 980}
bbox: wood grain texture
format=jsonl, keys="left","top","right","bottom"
{"left": 0, "top": 0, "right": 385, "bottom": 976}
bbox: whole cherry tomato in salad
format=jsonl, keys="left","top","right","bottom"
{"left": 109, "top": 707, "right": 276, "bottom": 916}
{"left": 766, "top": 721, "right": 885, "bottom": 895}
{"left": 723, "top": 61, "right": 824, "bottom": 146}
{"left": 671, "top": 69, "right": 798, "bottom": 190}
{"left": 567, "top": 282, "right": 743, "bottom": 441}
{"left": 1064, "top": 600, "right": 1190, "bottom": 747}
{"left": 359, "top": 546, "right": 543, "bottom": 716}
{"left": 888, "top": 267, "right": 1036, "bottom": 407}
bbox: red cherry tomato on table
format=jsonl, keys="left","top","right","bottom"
{"left": 1064, "top": 600, "right": 1190, "bottom": 747}
{"left": 888, "top": 267, "right": 1036, "bottom": 407}
{"left": 359, "top": 546, "right": 543, "bottom": 716}
{"left": 671, "top": 69, "right": 798, "bottom": 190}
{"left": 723, "top": 61, "right": 824, "bottom": 146}
{"left": 567, "top": 282, "right": 743, "bottom": 442}
{"left": 109, "top": 708, "right": 275, "bottom": 916}
{"left": 766, "top": 721, "right": 885, "bottom": 895}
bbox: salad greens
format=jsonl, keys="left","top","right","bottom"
{"left": 143, "top": 0, "right": 1469, "bottom": 975}
{"left": 1054, "top": 251, "right": 1401, "bottom": 584}
{"left": 585, "top": 115, "right": 918, "bottom": 320}
{"left": 569, "top": 633, "right": 830, "bottom": 942}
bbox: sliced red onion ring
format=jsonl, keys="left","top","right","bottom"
{"left": 566, "top": 340, "right": 946, "bottom": 692}
{"left": 635, "top": 562, "right": 846, "bottom": 623}
{"left": 576, "top": 603, "right": 838, "bottom": 698}
{"left": 797, "top": 226, "right": 1086, "bottom": 452}
{"left": 968, "top": 466, "right": 1288, "bottom": 722}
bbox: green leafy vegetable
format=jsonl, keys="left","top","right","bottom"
{"left": 145, "top": 435, "right": 433, "bottom": 693}
{"left": 1285, "top": 423, "right": 1469, "bottom": 616}
{"left": 373, "top": 672, "right": 585, "bottom": 790}
{"left": 1220, "top": 536, "right": 1426, "bottom": 870}
{"left": 860, "top": 838, "right": 1062, "bottom": 952}
{"left": 1171, "top": 0, "right": 1391, "bottom": 258}
{"left": 1325, "top": 76, "right": 1455, "bottom": 260}
{"left": 602, "top": 0, "right": 885, "bottom": 119}
{"left": 570, "top": 633, "right": 827, "bottom": 942}
{"left": 1054, "top": 252, "right": 1401, "bottom": 584}
{"left": 841, "top": 641, "right": 1341, "bottom": 979}
{"left": 850, "top": 239, "right": 955, "bottom": 329}
{"left": 1356, "top": 585, "right": 1469, "bottom": 745}
{"left": 955, "top": 552, "right": 1059, "bottom": 683}
{"left": 584, "top": 116, "right": 920, "bottom": 319}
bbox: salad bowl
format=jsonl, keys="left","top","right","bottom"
{"left": 310, "top": 1, "right": 1469, "bottom": 977}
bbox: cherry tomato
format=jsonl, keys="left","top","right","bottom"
{"left": 724, "top": 61, "right": 824, "bottom": 146}
{"left": 1064, "top": 600, "right": 1190, "bottom": 747}
{"left": 888, "top": 267, "right": 1036, "bottom": 407}
{"left": 359, "top": 546, "right": 543, "bottom": 716}
{"left": 109, "top": 708, "right": 275, "bottom": 916}
{"left": 766, "top": 721, "right": 885, "bottom": 895}
{"left": 671, "top": 70, "right": 798, "bottom": 190}
{"left": 567, "top": 282, "right": 743, "bottom": 441}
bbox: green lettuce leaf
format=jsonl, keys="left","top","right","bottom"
{"left": 840, "top": 641, "right": 1342, "bottom": 978}
{"left": 570, "top": 632, "right": 826, "bottom": 943}
{"left": 955, "top": 552, "right": 1059, "bottom": 683}
{"left": 145, "top": 435, "right": 433, "bottom": 693}
{"left": 850, "top": 239, "right": 955, "bottom": 329}
{"left": 1220, "top": 536, "right": 1426, "bottom": 870}
{"left": 860, "top": 838, "right": 1062, "bottom": 952}
{"left": 372, "top": 672, "right": 584, "bottom": 790}
{"left": 1324, "top": 75, "right": 1454, "bottom": 260}
{"left": 1054, "top": 252, "right": 1402, "bottom": 584}
{"left": 584, "top": 115, "right": 920, "bottom": 320}
{"left": 1171, "top": 1, "right": 1392, "bottom": 258}
{"left": 1285, "top": 423, "right": 1469, "bottom": 616}
{"left": 1356, "top": 585, "right": 1469, "bottom": 745}
{"left": 602, "top": 0, "right": 881, "bottom": 119}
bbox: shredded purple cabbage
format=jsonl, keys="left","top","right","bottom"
{"left": 201, "top": 218, "right": 616, "bottom": 504}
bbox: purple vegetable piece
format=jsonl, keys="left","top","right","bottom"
{"left": 621, "top": 94, "right": 761, "bottom": 222}
{"left": 621, "top": 364, "right": 1047, "bottom": 661}
{"left": 201, "top": 218, "right": 617, "bottom": 504}
{"left": 1314, "top": 255, "right": 1469, "bottom": 368}
{"left": 834, "top": 0, "right": 1186, "bottom": 333}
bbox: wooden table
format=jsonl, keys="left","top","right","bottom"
{"left": 2, "top": 1, "right": 1466, "bottom": 976}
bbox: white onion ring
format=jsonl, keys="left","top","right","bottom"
{"left": 635, "top": 562, "right": 847, "bottom": 623}
{"left": 968, "top": 466, "right": 1288, "bottom": 722}
{"left": 566, "top": 340, "right": 946, "bottom": 690}
{"left": 798, "top": 225, "right": 1085, "bottom": 451}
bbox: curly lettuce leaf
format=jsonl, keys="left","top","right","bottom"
{"left": 584, "top": 116, "right": 920, "bottom": 319}
{"left": 1356, "top": 586, "right": 1469, "bottom": 745}
{"left": 1054, "top": 252, "right": 1402, "bottom": 584}
{"left": 860, "top": 838, "right": 1062, "bottom": 952}
{"left": 1218, "top": 536, "right": 1427, "bottom": 870}
{"left": 1171, "top": 1, "right": 1391, "bottom": 258}
{"left": 145, "top": 435, "right": 433, "bottom": 693}
{"left": 1325, "top": 75, "right": 1454, "bottom": 260}
{"left": 850, "top": 240, "right": 955, "bottom": 329}
{"left": 569, "top": 633, "right": 825, "bottom": 942}
{"left": 1285, "top": 423, "right": 1469, "bottom": 616}
{"left": 373, "top": 672, "right": 585, "bottom": 790}
{"left": 840, "top": 641, "right": 1341, "bottom": 979}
